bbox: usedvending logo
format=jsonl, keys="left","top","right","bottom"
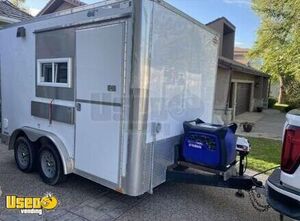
{"left": 6, "top": 193, "right": 58, "bottom": 215}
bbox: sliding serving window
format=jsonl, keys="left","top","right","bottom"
{"left": 37, "top": 58, "right": 72, "bottom": 88}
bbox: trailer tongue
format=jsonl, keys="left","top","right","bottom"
{"left": 167, "top": 150, "right": 262, "bottom": 190}
{"left": 166, "top": 119, "right": 264, "bottom": 202}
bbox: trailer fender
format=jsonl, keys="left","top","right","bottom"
{"left": 9, "top": 127, "right": 74, "bottom": 174}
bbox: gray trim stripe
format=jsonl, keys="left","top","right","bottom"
{"left": 31, "top": 101, "right": 75, "bottom": 124}
{"left": 76, "top": 99, "right": 122, "bottom": 107}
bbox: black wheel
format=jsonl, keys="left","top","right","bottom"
{"left": 38, "top": 142, "right": 65, "bottom": 185}
{"left": 14, "top": 136, "right": 36, "bottom": 173}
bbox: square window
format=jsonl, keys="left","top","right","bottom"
{"left": 37, "top": 58, "right": 72, "bottom": 88}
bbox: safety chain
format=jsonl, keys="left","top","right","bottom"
{"left": 249, "top": 189, "right": 270, "bottom": 212}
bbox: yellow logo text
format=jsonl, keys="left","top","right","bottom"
{"left": 6, "top": 193, "right": 58, "bottom": 214}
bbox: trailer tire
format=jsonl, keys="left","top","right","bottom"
{"left": 14, "top": 136, "right": 36, "bottom": 173}
{"left": 38, "top": 142, "right": 65, "bottom": 185}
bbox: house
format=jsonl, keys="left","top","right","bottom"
{"left": 234, "top": 47, "right": 279, "bottom": 99}
{"left": 37, "top": 0, "right": 86, "bottom": 16}
{"left": 234, "top": 47, "right": 263, "bottom": 69}
{"left": 207, "top": 17, "right": 269, "bottom": 122}
{"left": 234, "top": 47, "right": 249, "bottom": 65}
{"left": 0, "top": 0, "right": 32, "bottom": 28}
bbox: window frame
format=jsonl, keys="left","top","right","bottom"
{"left": 37, "top": 58, "right": 72, "bottom": 88}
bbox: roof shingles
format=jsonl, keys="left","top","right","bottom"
{"left": 0, "top": 0, "right": 32, "bottom": 21}
{"left": 219, "top": 56, "right": 269, "bottom": 78}
{"left": 38, "top": 0, "right": 86, "bottom": 16}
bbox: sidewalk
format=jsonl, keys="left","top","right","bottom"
{"left": 235, "top": 109, "right": 286, "bottom": 140}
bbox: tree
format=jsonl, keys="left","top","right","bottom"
{"left": 10, "top": 0, "right": 25, "bottom": 8}
{"left": 9, "top": 0, "right": 29, "bottom": 14}
{"left": 249, "top": 0, "right": 300, "bottom": 104}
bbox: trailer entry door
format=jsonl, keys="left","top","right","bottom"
{"left": 75, "top": 23, "right": 125, "bottom": 184}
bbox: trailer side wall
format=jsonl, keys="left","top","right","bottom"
{"left": 0, "top": 1, "right": 133, "bottom": 190}
{"left": 147, "top": 1, "right": 219, "bottom": 188}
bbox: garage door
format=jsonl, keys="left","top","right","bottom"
{"left": 236, "top": 83, "right": 251, "bottom": 115}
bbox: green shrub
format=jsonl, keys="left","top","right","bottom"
{"left": 286, "top": 78, "right": 300, "bottom": 110}
{"left": 268, "top": 98, "right": 277, "bottom": 108}
{"left": 285, "top": 103, "right": 298, "bottom": 112}
{"left": 274, "top": 103, "right": 298, "bottom": 113}
{"left": 274, "top": 103, "right": 289, "bottom": 112}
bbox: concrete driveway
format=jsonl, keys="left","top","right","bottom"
{"left": 0, "top": 143, "right": 288, "bottom": 221}
{"left": 235, "top": 109, "right": 286, "bottom": 140}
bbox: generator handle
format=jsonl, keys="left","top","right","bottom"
{"left": 228, "top": 123, "right": 238, "bottom": 133}
{"left": 185, "top": 118, "right": 204, "bottom": 125}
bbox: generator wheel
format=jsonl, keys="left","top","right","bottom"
{"left": 38, "top": 142, "right": 65, "bottom": 185}
{"left": 14, "top": 136, "right": 36, "bottom": 173}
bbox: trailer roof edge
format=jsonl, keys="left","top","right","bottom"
{"left": 1, "top": 0, "right": 220, "bottom": 38}
{"left": 152, "top": 0, "right": 220, "bottom": 37}
{"left": 33, "top": 13, "right": 131, "bottom": 33}
{"left": 0, "top": 0, "right": 131, "bottom": 31}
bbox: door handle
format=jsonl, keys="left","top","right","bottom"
{"left": 76, "top": 102, "right": 81, "bottom": 111}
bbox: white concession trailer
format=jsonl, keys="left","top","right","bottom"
{"left": 0, "top": 0, "right": 219, "bottom": 196}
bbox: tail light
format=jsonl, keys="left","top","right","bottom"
{"left": 281, "top": 126, "right": 300, "bottom": 174}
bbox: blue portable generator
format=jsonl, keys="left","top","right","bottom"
{"left": 182, "top": 119, "right": 237, "bottom": 171}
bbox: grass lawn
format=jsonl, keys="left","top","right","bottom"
{"left": 246, "top": 137, "right": 282, "bottom": 173}
{"left": 274, "top": 103, "right": 289, "bottom": 112}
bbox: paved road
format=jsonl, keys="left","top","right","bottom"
{"left": 0, "top": 143, "right": 287, "bottom": 221}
